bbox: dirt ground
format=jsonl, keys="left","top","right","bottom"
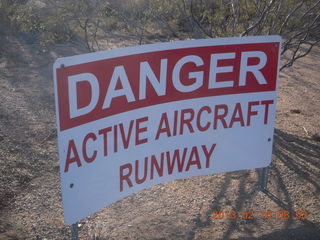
{"left": 0, "top": 37, "right": 319, "bottom": 240}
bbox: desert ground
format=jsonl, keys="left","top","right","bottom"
{"left": 0, "top": 36, "right": 319, "bottom": 239}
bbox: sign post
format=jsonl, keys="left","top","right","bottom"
{"left": 71, "top": 223, "right": 78, "bottom": 240}
{"left": 53, "top": 36, "right": 281, "bottom": 226}
{"left": 259, "top": 167, "right": 269, "bottom": 192}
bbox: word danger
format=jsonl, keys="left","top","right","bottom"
{"left": 56, "top": 42, "right": 278, "bottom": 131}
{"left": 69, "top": 51, "right": 266, "bottom": 117}
{"left": 64, "top": 99, "right": 274, "bottom": 173}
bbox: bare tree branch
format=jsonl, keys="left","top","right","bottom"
{"left": 279, "top": 1, "right": 304, "bottom": 35}
{"left": 190, "top": 0, "right": 214, "bottom": 38}
{"left": 241, "top": 0, "right": 276, "bottom": 36}
{"left": 281, "top": 39, "right": 320, "bottom": 70}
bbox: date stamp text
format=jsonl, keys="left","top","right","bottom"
{"left": 211, "top": 210, "right": 309, "bottom": 220}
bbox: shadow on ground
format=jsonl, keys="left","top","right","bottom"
{"left": 237, "top": 225, "right": 320, "bottom": 240}
{"left": 190, "top": 128, "right": 320, "bottom": 239}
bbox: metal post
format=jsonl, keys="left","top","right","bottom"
{"left": 259, "top": 167, "right": 269, "bottom": 192}
{"left": 71, "top": 222, "right": 78, "bottom": 240}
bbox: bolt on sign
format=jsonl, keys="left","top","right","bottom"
{"left": 53, "top": 36, "right": 281, "bottom": 225}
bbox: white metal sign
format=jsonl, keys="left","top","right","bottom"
{"left": 53, "top": 36, "right": 281, "bottom": 225}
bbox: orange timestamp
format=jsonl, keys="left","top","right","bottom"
{"left": 211, "top": 210, "right": 308, "bottom": 220}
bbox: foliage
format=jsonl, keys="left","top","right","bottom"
{"left": 0, "top": 0, "right": 319, "bottom": 68}
{"left": 0, "top": 0, "right": 73, "bottom": 47}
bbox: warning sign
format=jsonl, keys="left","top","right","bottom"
{"left": 53, "top": 35, "right": 281, "bottom": 225}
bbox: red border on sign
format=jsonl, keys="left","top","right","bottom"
{"left": 56, "top": 42, "right": 279, "bottom": 131}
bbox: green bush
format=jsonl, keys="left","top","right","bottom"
{"left": 1, "top": 0, "right": 318, "bottom": 67}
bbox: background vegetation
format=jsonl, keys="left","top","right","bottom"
{"left": 1, "top": 0, "right": 319, "bottom": 69}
